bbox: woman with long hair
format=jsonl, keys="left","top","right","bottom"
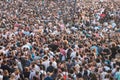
{"left": 3, "top": 70, "right": 9, "bottom": 80}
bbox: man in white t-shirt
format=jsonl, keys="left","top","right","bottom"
{"left": 42, "top": 56, "right": 50, "bottom": 70}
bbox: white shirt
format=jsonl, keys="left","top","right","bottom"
{"left": 104, "top": 66, "right": 110, "bottom": 71}
{"left": 52, "top": 61, "right": 57, "bottom": 68}
{"left": 101, "top": 71, "right": 107, "bottom": 79}
{"left": 42, "top": 60, "right": 50, "bottom": 70}
{"left": 0, "top": 75, "right": 3, "bottom": 80}
{"left": 12, "top": 73, "right": 20, "bottom": 80}
{"left": 29, "top": 70, "right": 36, "bottom": 80}
{"left": 112, "top": 68, "right": 116, "bottom": 75}
{"left": 70, "top": 51, "right": 76, "bottom": 60}
{"left": 34, "top": 64, "right": 40, "bottom": 72}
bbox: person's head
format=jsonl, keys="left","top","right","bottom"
{"left": 105, "top": 74, "right": 110, "bottom": 79}
{"left": 2, "top": 60, "right": 7, "bottom": 64}
{"left": 53, "top": 68, "right": 58, "bottom": 73}
{"left": 111, "top": 42, "right": 116, "bottom": 47}
{"left": 24, "top": 67, "right": 29, "bottom": 72}
{"left": 40, "top": 66, "right": 43, "bottom": 70}
{"left": 3, "top": 70, "right": 9, "bottom": 76}
{"left": 49, "top": 62, "right": 52, "bottom": 65}
{"left": 44, "top": 56, "right": 48, "bottom": 60}
{"left": 24, "top": 78, "right": 29, "bottom": 80}
{"left": 102, "top": 68, "right": 106, "bottom": 72}
{"left": 46, "top": 72, "right": 51, "bottom": 77}
{"left": 15, "top": 69, "right": 20, "bottom": 75}
{"left": 35, "top": 71, "right": 39, "bottom": 75}
{"left": 116, "top": 67, "right": 120, "bottom": 71}
{"left": 94, "top": 68, "right": 98, "bottom": 72}
{"left": 10, "top": 73, "right": 15, "bottom": 80}
{"left": 40, "top": 60, "right": 42, "bottom": 64}
{"left": 89, "top": 73, "right": 97, "bottom": 80}
{"left": 107, "top": 70, "right": 112, "bottom": 74}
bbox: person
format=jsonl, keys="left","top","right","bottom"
{"left": 29, "top": 64, "right": 36, "bottom": 80}
{"left": 3, "top": 70, "right": 9, "bottom": 80}
{"left": 46, "top": 62, "right": 54, "bottom": 73}
{"left": 42, "top": 56, "right": 50, "bottom": 70}
{"left": 114, "top": 67, "right": 120, "bottom": 80}
{"left": 9, "top": 74, "right": 16, "bottom": 80}
{"left": 44, "top": 72, "right": 53, "bottom": 80}
{"left": 23, "top": 67, "right": 30, "bottom": 79}
{"left": 104, "top": 74, "right": 110, "bottom": 80}
{"left": 12, "top": 69, "right": 22, "bottom": 80}
{"left": 33, "top": 71, "right": 40, "bottom": 80}
{"left": 51, "top": 69, "right": 58, "bottom": 80}
{"left": 110, "top": 42, "right": 118, "bottom": 59}
{"left": 0, "top": 60, "right": 11, "bottom": 73}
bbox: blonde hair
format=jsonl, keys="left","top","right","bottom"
{"left": 25, "top": 67, "right": 29, "bottom": 72}
{"left": 15, "top": 69, "right": 20, "bottom": 75}
{"left": 10, "top": 73, "right": 16, "bottom": 80}
{"left": 3, "top": 70, "right": 9, "bottom": 76}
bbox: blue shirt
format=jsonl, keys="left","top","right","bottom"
{"left": 115, "top": 71, "right": 120, "bottom": 80}
{"left": 90, "top": 46, "right": 99, "bottom": 55}
{"left": 44, "top": 76, "right": 53, "bottom": 80}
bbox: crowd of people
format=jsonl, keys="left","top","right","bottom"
{"left": 0, "top": 0, "right": 120, "bottom": 80}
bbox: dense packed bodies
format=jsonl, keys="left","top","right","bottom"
{"left": 0, "top": 0, "right": 120, "bottom": 80}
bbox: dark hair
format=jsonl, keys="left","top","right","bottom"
{"left": 105, "top": 74, "right": 109, "bottom": 78}
{"left": 96, "top": 58, "right": 100, "bottom": 63}
{"left": 50, "top": 62, "right": 52, "bottom": 65}
{"left": 53, "top": 69, "right": 58, "bottom": 73}
{"left": 117, "top": 67, "right": 120, "bottom": 71}
{"left": 95, "top": 68, "right": 98, "bottom": 72}
{"left": 89, "top": 73, "right": 97, "bottom": 80}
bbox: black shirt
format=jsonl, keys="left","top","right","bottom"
{"left": 46, "top": 65, "right": 54, "bottom": 73}
{"left": 23, "top": 71, "right": 30, "bottom": 79}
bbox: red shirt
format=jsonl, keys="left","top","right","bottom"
{"left": 100, "top": 14, "right": 106, "bottom": 18}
